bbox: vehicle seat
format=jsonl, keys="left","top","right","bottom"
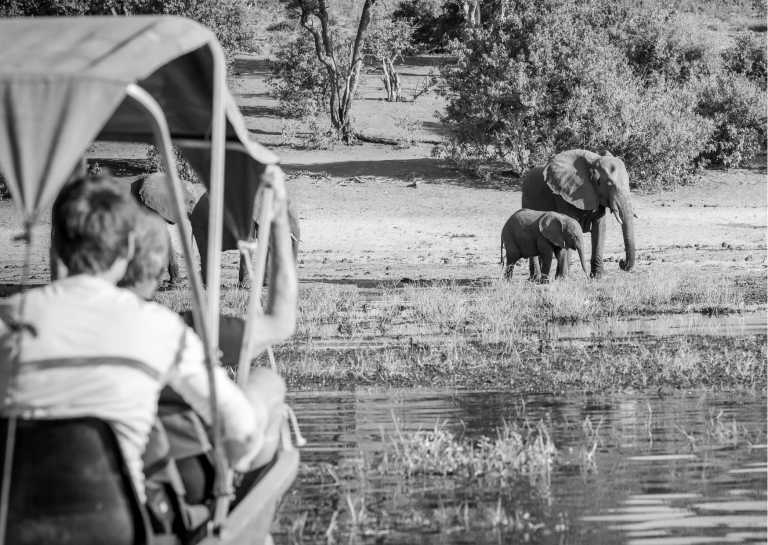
{"left": 0, "top": 417, "right": 152, "bottom": 545}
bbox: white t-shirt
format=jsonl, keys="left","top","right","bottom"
{"left": 0, "top": 275, "right": 264, "bottom": 501}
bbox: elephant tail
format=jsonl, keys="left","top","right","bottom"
{"left": 499, "top": 236, "right": 505, "bottom": 266}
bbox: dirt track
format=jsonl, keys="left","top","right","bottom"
{"left": 0, "top": 151, "right": 765, "bottom": 288}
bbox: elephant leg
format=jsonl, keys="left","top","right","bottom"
{"left": 167, "top": 245, "right": 180, "bottom": 285}
{"left": 238, "top": 254, "right": 250, "bottom": 289}
{"left": 536, "top": 239, "right": 554, "bottom": 283}
{"left": 504, "top": 247, "right": 519, "bottom": 279}
{"left": 238, "top": 221, "right": 260, "bottom": 289}
{"left": 590, "top": 216, "right": 606, "bottom": 278}
{"left": 165, "top": 226, "right": 181, "bottom": 285}
{"left": 528, "top": 258, "right": 541, "bottom": 282}
{"left": 195, "top": 233, "right": 208, "bottom": 287}
{"left": 554, "top": 248, "right": 569, "bottom": 279}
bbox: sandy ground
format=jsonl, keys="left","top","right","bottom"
{"left": 0, "top": 55, "right": 765, "bottom": 288}
{"left": 0, "top": 152, "right": 765, "bottom": 287}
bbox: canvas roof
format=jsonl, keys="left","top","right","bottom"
{"left": 0, "top": 16, "right": 276, "bottom": 239}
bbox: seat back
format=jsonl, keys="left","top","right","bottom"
{"left": 0, "top": 417, "right": 151, "bottom": 545}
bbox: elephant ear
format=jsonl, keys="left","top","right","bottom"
{"left": 538, "top": 212, "right": 567, "bottom": 248}
{"left": 543, "top": 149, "right": 601, "bottom": 211}
{"left": 138, "top": 173, "right": 200, "bottom": 223}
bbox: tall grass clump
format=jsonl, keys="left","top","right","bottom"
{"left": 440, "top": 0, "right": 766, "bottom": 189}
{"left": 386, "top": 419, "right": 556, "bottom": 490}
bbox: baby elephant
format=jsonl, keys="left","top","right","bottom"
{"left": 500, "top": 209, "right": 589, "bottom": 281}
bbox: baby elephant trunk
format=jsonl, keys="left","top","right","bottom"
{"left": 576, "top": 243, "right": 589, "bottom": 278}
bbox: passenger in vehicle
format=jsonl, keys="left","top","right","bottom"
{"left": 121, "top": 184, "right": 298, "bottom": 504}
{"left": 0, "top": 174, "right": 290, "bottom": 506}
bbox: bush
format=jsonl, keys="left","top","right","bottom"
{"left": 606, "top": 6, "right": 718, "bottom": 85}
{"left": 267, "top": 33, "right": 333, "bottom": 118}
{"left": 695, "top": 74, "right": 767, "bottom": 167}
{"left": 721, "top": 33, "right": 767, "bottom": 86}
{"left": 440, "top": 0, "right": 761, "bottom": 189}
{"left": 0, "top": 0, "right": 254, "bottom": 55}
{"left": 392, "top": 0, "right": 463, "bottom": 53}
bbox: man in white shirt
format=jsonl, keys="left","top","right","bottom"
{"left": 0, "top": 174, "right": 289, "bottom": 502}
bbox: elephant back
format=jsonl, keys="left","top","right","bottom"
{"left": 521, "top": 166, "right": 556, "bottom": 211}
{"left": 190, "top": 193, "right": 240, "bottom": 251}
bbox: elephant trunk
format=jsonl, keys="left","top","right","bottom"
{"left": 576, "top": 243, "right": 589, "bottom": 278}
{"left": 610, "top": 191, "right": 636, "bottom": 272}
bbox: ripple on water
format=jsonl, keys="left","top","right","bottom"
{"left": 281, "top": 389, "right": 767, "bottom": 545}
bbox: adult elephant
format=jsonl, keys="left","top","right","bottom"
{"left": 521, "top": 149, "right": 635, "bottom": 278}
{"left": 190, "top": 192, "right": 301, "bottom": 288}
{"left": 132, "top": 173, "right": 300, "bottom": 287}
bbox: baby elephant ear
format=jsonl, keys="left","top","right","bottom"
{"left": 137, "top": 173, "right": 178, "bottom": 224}
{"left": 538, "top": 212, "right": 567, "bottom": 248}
{"left": 543, "top": 149, "right": 601, "bottom": 211}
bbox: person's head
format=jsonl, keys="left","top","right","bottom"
{"left": 118, "top": 210, "right": 170, "bottom": 300}
{"left": 51, "top": 174, "right": 139, "bottom": 283}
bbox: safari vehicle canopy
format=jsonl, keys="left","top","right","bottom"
{"left": 0, "top": 16, "right": 297, "bottom": 545}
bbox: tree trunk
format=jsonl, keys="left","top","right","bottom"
{"left": 382, "top": 58, "right": 401, "bottom": 102}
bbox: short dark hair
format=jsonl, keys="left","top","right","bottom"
{"left": 118, "top": 210, "right": 169, "bottom": 287}
{"left": 52, "top": 175, "right": 139, "bottom": 275}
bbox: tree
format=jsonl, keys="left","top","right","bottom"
{"left": 295, "top": 0, "right": 378, "bottom": 141}
{"left": 364, "top": 5, "right": 414, "bottom": 101}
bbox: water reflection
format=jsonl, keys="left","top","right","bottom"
{"left": 279, "top": 389, "right": 767, "bottom": 545}
{"left": 546, "top": 310, "right": 767, "bottom": 340}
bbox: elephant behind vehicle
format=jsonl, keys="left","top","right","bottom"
{"left": 127, "top": 173, "right": 203, "bottom": 285}
{"left": 190, "top": 192, "right": 301, "bottom": 288}
{"left": 521, "top": 149, "right": 636, "bottom": 278}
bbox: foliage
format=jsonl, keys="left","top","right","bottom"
{"left": 0, "top": 0, "right": 255, "bottom": 55}
{"left": 695, "top": 73, "right": 767, "bottom": 167}
{"left": 364, "top": 4, "right": 414, "bottom": 64}
{"left": 146, "top": 145, "right": 201, "bottom": 184}
{"left": 392, "top": 0, "right": 463, "bottom": 52}
{"left": 721, "top": 33, "right": 768, "bottom": 86}
{"left": 440, "top": 0, "right": 764, "bottom": 189}
{"left": 268, "top": 33, "right": 333, "bottom": 118}
{"left": 270, "top": 0, "right": 404, "bottom": 140}
{"left": 364, "top": 3, "right": 415, "bottom": 100}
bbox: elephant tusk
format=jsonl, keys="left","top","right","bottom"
{"left": 612, "top": 208, "right": 624, "bottom": 226}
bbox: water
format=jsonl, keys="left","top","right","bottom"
{"left": 547, "top": 310, "right": 767, "bottom": 340}
{"left": 301, "top": 310, "right": 766, "bottom": 351}
{"left": 277, "top": 389, "right": 767, "bottom": 545}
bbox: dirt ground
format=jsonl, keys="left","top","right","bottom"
{"left": 0, "top": 55, "right": 765, "bottom": 288}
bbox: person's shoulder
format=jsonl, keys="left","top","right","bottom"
{"left": 135, "top": 298, "right": 188, "bottom": 329}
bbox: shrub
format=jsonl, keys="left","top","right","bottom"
{"left": 392, "top": 0, "right": 463, "bottom": 53}
{"left": 0, "top": 0, "right": 254, "bottom": 56}
{"left": 440, "top": 0, "right": 760, "bottom": 188}
{"left": 695, "top": 74, "right": 767, "bottom": 167}
{"left": 721, "top": 33, "right": 767, "bottom": 86}
{"left": 606, "top": 5, "right": 718, "bottom": 85}
{"left": 267, "top": 33, "right": 333, "bottom": 118}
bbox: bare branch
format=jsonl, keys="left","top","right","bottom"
{"left": 298, "top": 1, "right": 336, "bottom": 73}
